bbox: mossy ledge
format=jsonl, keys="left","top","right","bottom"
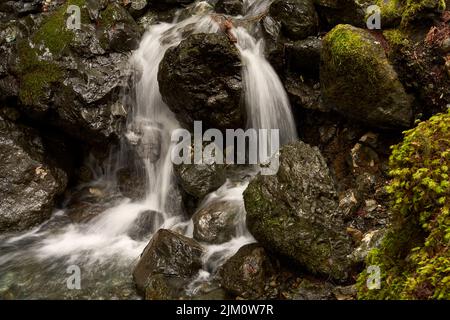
{"left": 357, "top": 109, "right": 450, "bottom": 300}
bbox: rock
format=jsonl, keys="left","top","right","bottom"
{"left": 127, "top": 210, "right": 163, "bottom": 241}
{"left": 219, "top": 244, "right": 275, "bottom": 299}
{"left": 174, "top": 162, "right": 226, "bottom": 199}
{"left": 292, "top": 279, "right": 336, "bottom": 300}
{"left": 158, "top": 33, "right": 244, "bottom": 131}
{"left": 116, "top": 165, "right": 147, "bottom": 200}
{"left": 193, "top": 201, "right": 241, "bottom": 244}
{"left": 285, "top": 36, "right": 322, "bottom": 78}
{"left": 144, "top": 274, "right": 190, "bottom": 300}
{"left": 313, "top": 0, "right": 370, "bottom": 28}
{"left": 133, "top": 229, "right": 204, "bottom": 297}
{"left": 268, "top": 0, "right": 318, "bottom": 40}
{"left": 338, "top": 189, "right": 361, "bottom": 219}
{"left": 284, "top": 76, "right": 324, "bottom": 112}
{"left": 8, "top": 1, "right": 139, "bottom": 146}
{"left": 65, "top": 186, "right": 123, "bottom": 223}
{"left": 0, "top": 118, "right": 68, "bottom": 232}
{"left": 244, "top": 140, "right": 353, "bottom": 280}
{"left": 321, "top": 25, "right": 413, "bottom": 129}
{"left": 332, "top": 284, "right": 357, "bottom": 300}
{"left": 215, "top": 0, "right": 244, "bottom": 16}
{"left": 148, "top": 0, "right": 196, "bottom": 11}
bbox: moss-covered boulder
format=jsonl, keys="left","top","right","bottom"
{"left": 243, "top": 140, "right": 353, "bottom": 280}
{"left": 268, "top": 0, "right": 319, "bottom": 40}
{"left": 321, "top": 24, "right": 413, "bottom": 129}
{"left": 357, "top": 110, "right": 450, "bottom": 299}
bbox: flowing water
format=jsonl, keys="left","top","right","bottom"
{"left": 0, "top": 0, "right": 297, "bottom": 299}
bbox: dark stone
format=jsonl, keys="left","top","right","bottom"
{"left": 215, "top": 0, "right": 244, "bottom": 16}
{"left": 269, "top": 0, "right": 319, "bottom": 40}
{"left": 193, "top": 201, "right": 241, "bottom": 244}
{"left": 0, "top": 117, "right": 68, "bottom": 232}
{"left": 158, "top": 33, "right": 245, "bottom": 131}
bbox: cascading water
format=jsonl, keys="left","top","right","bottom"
{"left": 0, "top": 0, "right": 297, "bottom": 299}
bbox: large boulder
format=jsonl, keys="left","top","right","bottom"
{"left": 243, "top": 140, "right": 353, "bottom": 280}
{"left": 158, "top": 33, "right": 245, "bottom": 131}
{"left": 320, "top": 24, "right": 413, "bottom": 129}
{"left": 0, "top": 118, "right": 68, "bottom": 232}
{"left": 268, "top": 0, "right": 319, "bottom": 41}
{"left": 133, "top": 229, "right": 204, "bottom": 298}
{"left": 215, "top": 0, "right": 244, "bottom": 16}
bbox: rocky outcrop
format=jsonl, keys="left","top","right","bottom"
{"left": 244, "top": 140, "right": 353, "bottom": 280}
{"left": 133, "top": 229, "right": 204, "bottom": 299}
{"left": 193, "top": 201, "right": 241, "bottom": 244}
{"left": 158, "top": 33, "right": 245, "bottom": 131}
{"left": 321, "top": 24, "right": 413, "bottom": 129}
{"left": 0, "top": 117, "right": 68, "bottom": 232}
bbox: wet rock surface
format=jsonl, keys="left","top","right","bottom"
{"left": 320, "top": 24, "right": 413, "bottom": 129}
{"left": 133, "top": 229, "right": 204, "bottom": 298}
{"left": 219, "top": 244, "right": 276, "bottom": 299}
{"left": 0, "top": 117, "right": 68, "bottom": 232}
{"left": 158, "top": 33, "right": 245, "bottom": 131}
{"left": 244, "top": 140, "right": 353, "bottom": 280}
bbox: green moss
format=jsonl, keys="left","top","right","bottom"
{"left": 357, "top": 110, "right": 450, "bottom": 300}
{"left": 33, "top": 0, "right": 88, "bottom": 54}
{"left": 324, "top": 24, "right": 381, "bottom": 85}
{"left": 383, "top": 29, "right": 410, "bottom": 47}
{"left": 16, "top": 41, "right": 62, "bottom": 106}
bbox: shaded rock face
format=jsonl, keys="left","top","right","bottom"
{"left": 292, "top": 278, "right": 336, "bottom": 300}
{"left": 244, "top": 140, "right": 353, "bottom": 280}
{"left": 0, "top": 118, "right": 68, "bottom": 232}
{"left": 3, "top": 1, "right": 140, "bottom": 146}
{"left": 219, "top": 244, "right": 275, "bottom": 299}
{"left": 269, "top": 0, "right": 319, "bottom": 41}
{"left": 193, "top": 201, "right": 240, "bottom": 244}
{"left": 158, "top": 33, "right": 245, "bottom": 131}
{"left": 133, "top": 229, "right": 204, "bottom": 298}
{"left": 215, "top": 0, "right": 244, "bottom": 16}
{"left": 320, "top": 24, "right": 413, "bottom": 129}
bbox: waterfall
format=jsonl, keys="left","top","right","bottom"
{"left": 0, "top": 0, "right": 298, "bottom": 299}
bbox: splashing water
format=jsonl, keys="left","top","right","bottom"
{"left": 0, "top": 0, "right": 297, "bottom": 299}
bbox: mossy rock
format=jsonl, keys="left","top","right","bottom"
{"left": 357, "top": 110, "right": 450, "bottom": 299}
{"left": 320, "top": 24, "right": 413, "bottom": 129}
{"left": 374, "top": 0, "right": 446, "bottom": 29}
{"left": 244, "top": 140, "right": 353, "bottom": 281}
